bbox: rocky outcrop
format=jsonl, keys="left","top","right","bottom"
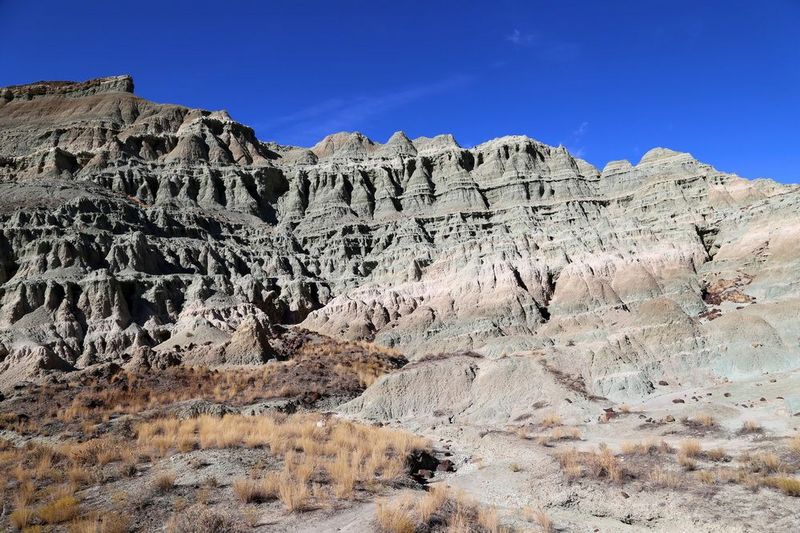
{"left": 0, "top": 75, "right": 798, "bottom": 399}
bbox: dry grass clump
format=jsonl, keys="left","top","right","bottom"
{"left": 10, "top": 506, "right": 35, "bottom": 530}
{"left": 585, "top": 447, "right": 624, "bottom": 482}
{"left": 694, "top": 413, "right": 717, "bottom": 428}
{"left": 38, "top": 494, "right": 79, "bottom": 524}
{"left": 67, "top": 513, "right": 130, "bottom": 533}
{"left": 165, "top": 504, "right": 239, "bottom": 533}
{"left": 763, "top": 476, "right": 800, "bottom": 497}
{"left": 555, "top": 448, "right": 583, "bottom": 480}
{"left": 523, "top": 507, "right": 554, "bottom": 532}
{"left": 648, "top": 467, "right": 683, "bottom": 489}
{"left": 740, "top": 420, "right": 763, "bottom": 434}
{"left": 277, "top": 472, "right": 311, "bottom": 512}
{"left": 743, "top": 452, "right": 786, "bottom": 474}
{"left": 139, "top": 412, "right": 430, "bottom": 511}
{"left": 550, "top": 426, "right": 581, "bottom": 440}
{"left": 233, "top": 477, "right": 278, "bottom": 503}
{"left": 696, "top": 470, "right": 717, "bottom": 485}
{"left": 375, "top": 486, "right": 509, "bottom": 533}
{"left": 619, "top": 439, "right": 671, "bottom": 456}
{"left": 154, "top": 471, "right": 177, "bottom": 493}
{"left": 540, "top": 413, "right": 563, "bottom": 428}
{"left": 556, "top": 446, "right": 624, "bottom": 483}
{"left": 535, "top": 426, "right": 581, "bottom": 446}
{"left": 376, "top": 493, "right": 417, "bottom": 533}
{"left": 678, "top": 454, "right": 697, "bottom": 471}
{"left": 788, "top": 434, "right": 800, "bottom": 456}
{"left": 678, "top": 439, "right": 702, "bottom": 458}
{"left": 705, "top": 447, "right": 728, "bottom": 462}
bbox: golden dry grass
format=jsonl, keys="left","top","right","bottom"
{"left": 524, "top": 507, "right": 554, "bottom": 532}
{"left": 788, "top": 434, "right": 800, "bottom": 456}
{"left": 376, "top": 493, "right": 417, "bottom": 533}
{"left": 706, "top": 447, "right": 727, "bottom": 462}
{"left": 38, "top": 495, "right": 79, "bottom": 524}
{"left": 67, "top": 513, "right": 130, "bottom": 533}
{"left": 679, "top": 439, "right": 702, "bottom": 458}
{"left": 540, "top": 413, "right": 563, "bottom": 428}
{"left": 619, "top": 439, "right": 670, "bottom": 456}
{"left": 740, "top": 420, "right": 762, "bottom": 434}
{"left": 694, "top": 413, "right": 717, "bottom": 427}
{"left": 375, "top": 487, "right": 508, "bottom": 533}
{"left": 154, "top": 471, "right": 177, "bottom": 493}
{"left": 763, "top": 476, "right": 800, "bottom": 497}
{"left": 648, "top": 467, "right": 682, "bottom": 489}
{"left": 696, "top": 470, "right": 717, "bottom": 485}
{"left": 556, "top": 446, "right": 624, "bottom": 483}
{"left": 678, "top": 453, "right": 697, "bottom": 471}
{"left": 135, "top": 412, "right": 430, "bottom": 512}
{"left": 744, "top": 452, "right": 785, "bottom": 474}
{"left": 10, "top": 506, "right": 35, "bottom": 530}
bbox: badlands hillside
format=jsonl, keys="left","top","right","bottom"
{"left": 0, "top": 76, "right": 799, "bottom": 532}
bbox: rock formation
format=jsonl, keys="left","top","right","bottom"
{"left": 1, "top": 75, "right": 798, "bottom": 400}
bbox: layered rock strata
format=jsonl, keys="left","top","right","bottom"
{"left": 1, "top": 75, "right": 798, "bottom": 399}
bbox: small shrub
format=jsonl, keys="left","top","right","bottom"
{"left": 165, "top": 504, "right": 239, "bottom": 533}
{"left": 524, "top": 507, "right": 554, "bottom": 532}
{"left": 679, "top": 439, "right": 702, "bottom": 458}
{"left": 788, "top": 434, "right": 800, "bottom": 456}
{"left": 695, "top": 414, "right": 716, "bottom": 428}
{"left": 706, "top": 447, "right": 728, "bottom": 462}
{"left": 648, "top": 467, "right": 682, "bottom": 489}
{"left": 67, "top": 512, "right": 130, "bottom": 533}
{"left": 696, "top": 470, "right": 717, "bottom": 485}
{"left": 154, "top": 471, "right": 177, "bottom": 493}
{"left": 233, "top": 477, "right": 277, "bottom": 504}
{"left": 678, "top": 454, "right": 697, "bottom": 471}
{"left": 586, "top": 447, "right": 623, "bottom": 482}
{"left": 376, "top": 496, "right": 416, "bottom": 533}
{"left": 747, "top": 452, "right": 784, "bottom": 474}
{"left": 620, "top": 439, "right": 668, "bottom": 456}
{"left": 764, "top": 476, "right": 800, "bottom": 497}
{"left": 10, "top": 506, "right": 35, "bottom": 530}
{"left": 540, "top": 413, "right": 562, "bottom": 428}
{"left": 277, "top": 473, "right": 309, "bottom": 512}
{"left": 38, "top": 495, "right": 79, "bottom": 524}
{"left": 740, "top": 420, "right": 763, "bottom": 434}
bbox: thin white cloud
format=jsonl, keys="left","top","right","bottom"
{"left": 260, "top": 74, "right": 473, "bottom": 145}
{"left": 573, "top": 121, "right": 589, "bottom": 138}
{"left": 506, "top": 29, "right": 537, "bottom": 46}
{"left": 565, "top": 121, "right": 589, "bottom": 159}
{"left": 504, "top": 29, "right": 580, "bottom": 62}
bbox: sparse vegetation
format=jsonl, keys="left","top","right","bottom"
{"left": 556, "top": 446, "right": 624, "bottom": 483}
{"left": 764, "top": 476, "right": 800, "bottom": 497}
{"left": 165, "top": 504, "right": 238, "bottom": 533}
{"left": 679, "top": 439, "right": 702, "bottom": 458}
{"left": 375, "top": 487, "right": 509, "bottom": 533}
{"left": 524, "top": 507, "right": 554, "bottom": 533}
{"left": 154, "top": 471, "right": 177, "bottom": 493}
{"left": 540, "top": 413, "right": 563, "bottom": 428}
{"left": 648, "top": 467, "right": 682, "bottom": 489}
{"left": 38, "top": 495, "right": 79, "bottom": 524}
{"left": 620, "top": 439, "right": 671, "bottom": 456}
{"left": 740, "top": 420, "right": 763, "bottom": 434}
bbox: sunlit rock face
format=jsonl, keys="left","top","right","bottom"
{"left": 1, "top": 75, "right": 798, "bottom": 398}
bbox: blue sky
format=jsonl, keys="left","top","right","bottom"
{"left": 1, "top": 1, "right": 798, "bottom": 182}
